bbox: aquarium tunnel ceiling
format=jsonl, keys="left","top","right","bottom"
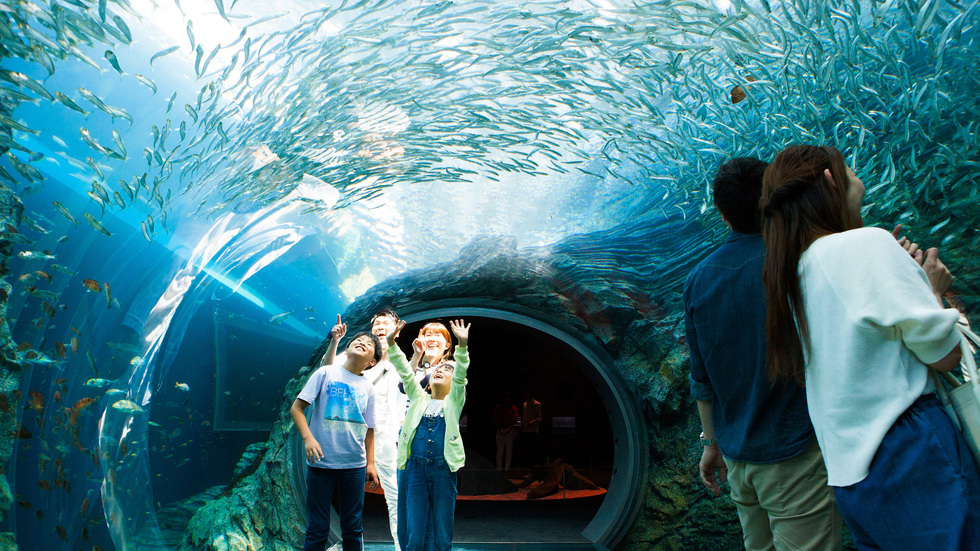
{"left": 2, "top": 0, "right": 979, "bottom": 549}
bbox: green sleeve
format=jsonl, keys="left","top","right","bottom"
{"left": 388, "top": 344, "right": 421, "bottom": 400}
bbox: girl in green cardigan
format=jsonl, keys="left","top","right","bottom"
{"left": 386, "top": 319, "right": 470, "bottom": 551}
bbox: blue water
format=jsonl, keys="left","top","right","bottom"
{"left": 3, "top": 0, "right": 979, "bottom": 549}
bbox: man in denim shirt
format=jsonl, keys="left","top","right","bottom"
{"left": 684, "top": 158, "right": 841, "bottom": 551}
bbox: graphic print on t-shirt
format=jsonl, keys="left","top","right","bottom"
{"left": 322, "top": 380, "right": 369, "bottom": 438}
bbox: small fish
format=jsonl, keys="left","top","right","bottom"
{"left": 213, "top": 0, "right": 229, "bottom": 21}
{"left": 51, "top": 264, "right": 77, "bottom": 275}
{"left": 135, "top": 74, "right": 157, "bottom": 94}
{"left": 82, "top": 279, "right": 102, "bottom": 293}
{"left": 113, "top": 15, "right": 132, "bottom": 42}
{"left": 27, "top": 390, "right": 44, "bottom": 413}
{"left": 104, "top": 282, "right": 112, "bottom": 307}
{"left": 111, "top": 400, "right": 144, "bottom": 414}
{"left": 54, "top": 342, "right": 66, "bottom": 358}
{"left": 166, "top": 92, "right": 177, "bottom": 113}
{"left": 87, "top": 350, "right": 98, "bottom": 375}
{"left": 70, "top": 337, "right": 79, "bottom": 354}
{"left": 150, "top": 46, "right": 180, "bottom": 65}
{"left": 104, "top": 50, "right": 123, "bottom": 74}
{"left": 174, "top": 382, "right": 190, "bottom": 392}
{"left": 112, "top": 130, "right": 127, "bottom": 158}
{"left": 193, "top": 44, "right": 205, "bottom": 76}
{"left": 32, "top": 46, "right": 55, "bottom": 75}
{"left": 268, "top": 311, "right": 293, "bottom": 325}
{"left": 84, "top": 378, "right": 115, "bottom": 388}
{"left": 52, "top": 202, "right": 77, "bottom": 226}
{"left": 7, "top": 71, "right": 53, "bottom": 101}
{"left": 78, "top": 88, "right": 111, "bottom": 114}
{"left": 82, "top": 214, "right": 112, "bottom": 237}
{"left": 86, "top": 157, "right": 104, "bottom": 180}
{"left": 79, "top": 128, "right": 108, "bottom": 155}
{"left": 54, "top": 92, "right": 88, "bottom": 115}
{"left": 18, "top": 251, "right": 55, "bottom": 260}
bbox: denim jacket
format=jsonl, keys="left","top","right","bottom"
{"left": 684, "top": 232, "right": 813, "bottom": 463}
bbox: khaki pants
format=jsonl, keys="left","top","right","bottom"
{"left": 724, "top": 439, "right": 842, "bottom": 551}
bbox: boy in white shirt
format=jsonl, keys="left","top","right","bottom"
{"left": 291, "top": 330, "right": 380, "bottom": 551}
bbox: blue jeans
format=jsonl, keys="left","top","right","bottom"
{"left": 403, "top": 414, "right": 457, "bottom": 551}
{"left": 304, "top": 466, "right": 366, "bottom": 551}
{"left": 404, "top": 456, "right": 457, "bottom": 551}
{"left": 835, "top": 395, "right": 980, "bottom": 550}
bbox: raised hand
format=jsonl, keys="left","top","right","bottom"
{"left": 387, "top": 320, "right": 406, "bottom": 346}
{"left": 330, "top": 314, "right": 347, "bottom": 341}
{"left": 412, "top": 338, "right": 424, "bottom": 356}
{"left": 449, "top": 319, "right": 470, "bottom": 346}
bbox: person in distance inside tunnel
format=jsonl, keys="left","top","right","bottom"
{"left": 685, "top": 156, "right": 842, "bottom": 551}
{"left": 760, "top": 144, "right": 980, "bottom": 550}
{"left": 386, "top": 318, "right": 471, "bottom": 551}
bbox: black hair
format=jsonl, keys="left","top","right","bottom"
{"left": 306, "top": 330, "right": 383, "bottom": 368}
{"left": 712, "top": 157, "right": 769, "bottom": 234}
{"left": 371, "top": 307, "right": 399, "bottom": 324}
{"left": 348, "top": 331, "right": 383, "bottom": 364}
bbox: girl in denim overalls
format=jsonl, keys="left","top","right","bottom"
{"left": 385, "top": 319, "right": 470, "bottom": 551}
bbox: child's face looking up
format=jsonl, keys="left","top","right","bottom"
{"left": 347, "top": 335, "right": 377, "bottom": 363}
{"left": 430, "top": 364, "right": 454, "bottom": 392}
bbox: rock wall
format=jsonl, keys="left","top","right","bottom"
{"left": 0, "top": 181, "right": 24, "bottom": 551}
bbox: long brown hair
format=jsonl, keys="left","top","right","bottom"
{"left": 760, "top": 145, "right": 853, "bottom": 384}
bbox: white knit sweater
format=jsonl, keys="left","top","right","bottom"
{"left": 799, "top": 227, "right": 961, "bottom": 486}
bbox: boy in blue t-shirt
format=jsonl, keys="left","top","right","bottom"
{"left": 291, "top": 328, "right": 381, "bottom": 551}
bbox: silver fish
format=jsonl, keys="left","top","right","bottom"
{"left": 83, "top": 213, "right": 112, "bottom": 237}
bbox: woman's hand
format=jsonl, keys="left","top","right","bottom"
{"left": 892, "top": 225, "right": 923, "bottom": 265}
{"left": 330, "top": 314, "right": 347, "bottom": 342}
{"left": 922, "top": 248, "right": 952, "bottom": 299}
{"left": 450, "top": 319, "right": 470, "bottom": 346}
{"left": 412, "top": 338, "right": 424, "bottom": 356}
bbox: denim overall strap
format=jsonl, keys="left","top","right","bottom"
{"left": 410, "top": 414, "right": 447, "bottom": 463}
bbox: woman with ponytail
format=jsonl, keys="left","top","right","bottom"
{"left": 760, "top": 145, "right": 980, "bottom": 550}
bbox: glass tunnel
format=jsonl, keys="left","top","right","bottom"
{"left": 0, "top": 0, "right": 977, "bottom": 550}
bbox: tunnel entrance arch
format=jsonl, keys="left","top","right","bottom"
{"left": 293, "top": 299, "right": 647, "bottom": 550}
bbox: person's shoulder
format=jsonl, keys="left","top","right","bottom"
{"left": 684, "top": 234, "right": 761, "bottom": 291}
{"left": 842, "top": 226, "right": 893, "bottom": 244}
{"left": 811, "top": 227, "right": 896, "bottom": 256}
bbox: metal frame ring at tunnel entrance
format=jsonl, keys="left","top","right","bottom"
{"left": 291, "top": 299, "right": 648, "bottom": 550}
